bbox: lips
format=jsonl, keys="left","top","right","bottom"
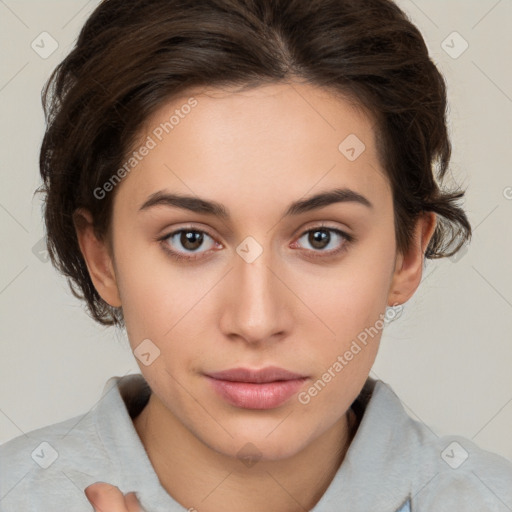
{"left": 205, "top": 366, "right": 309, "bottom": 409}
{"left": 205, "top": 366, "right": 306, "bottom": 383}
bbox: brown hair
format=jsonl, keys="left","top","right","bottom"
{"left": 36, "top": 0, "right": 472, "bottom": 327}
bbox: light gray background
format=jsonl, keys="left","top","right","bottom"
{"left": 1, "top": 0, "right": 511, "bottom": 462}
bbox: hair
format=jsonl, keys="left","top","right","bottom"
{"left": 36, "top": 0, "right": 472, "bottom": 328}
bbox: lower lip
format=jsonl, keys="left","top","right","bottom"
{"left": 206, "top": 376, "right": 308, "bottom": 409}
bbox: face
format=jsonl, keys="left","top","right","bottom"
{"left": 82, "top": 82, "right": 417, "bottom": 461}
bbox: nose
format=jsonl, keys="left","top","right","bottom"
{"left": 218, "top": 248, "right": 293, "bottom": 346}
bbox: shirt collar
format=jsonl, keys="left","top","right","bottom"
{"left": 96, "top": 374, "right": 422, "bottom": 512}
{"left": 311, "top": 377, "right": 430, "bottom": 511}
{"left": 95, "top": 374, "right": 180, "bottom": 511}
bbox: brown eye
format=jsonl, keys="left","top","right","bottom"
{"left": 179, "top": 231, "right": 204, "bottom": 251}
{"left": 296, "top": 227, "right": 352, "bottom": 254}
{"left": 308, "top": 229, "right": 331, "bottom": 250}
{"left": 160, "top": 228, "right": 217, "bottom": 261}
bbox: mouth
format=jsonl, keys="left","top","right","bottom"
{"left": 205, "top": 366, "right": 307, "bottom": 383}
{"left": 204, "top": 366, "right": 309, "bottom": 410}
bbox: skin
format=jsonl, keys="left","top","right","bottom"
{"left": 84, "top": 483, "right": 141, "bottom": 511}
{"left": 77, "top": 82, "right": 436, "bottom": 512}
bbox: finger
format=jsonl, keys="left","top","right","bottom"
{"left": 125, "top": 492, "right": 144, "bottom": 512}
{"left": 84, "top": 482, "right": 129, "bottom": 512}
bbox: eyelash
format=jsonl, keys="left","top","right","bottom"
{"left": 157, "top": 224, "right": 355, "bottom": 263}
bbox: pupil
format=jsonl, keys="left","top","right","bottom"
{"left": 182, "top": 231, "right": 203, "bottom": 250}
{"left": 310, "top": 229, "right": 329, "bottom": 249}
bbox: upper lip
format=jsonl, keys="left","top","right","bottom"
{"left": 206, "top": 366, "right": 307, "bottom": 383}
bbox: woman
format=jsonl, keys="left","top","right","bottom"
{"left": 1, "top": 0, "right": 511, "bottom": 511}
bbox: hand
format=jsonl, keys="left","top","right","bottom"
{"left": 85, "top": 482, "right": 144, "bottom": 512}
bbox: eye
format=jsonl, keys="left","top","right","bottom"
{"left": 158, "top": 228, "right": 219, "bottom": 261}
{"left": 292, "top": 225, "right": 354, "bottom": 258}
{"left": 157, "top": 224, "right": 354, "bottom": 263}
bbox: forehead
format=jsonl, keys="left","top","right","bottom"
{"left": 114, "top": 82, "right": 389, "bottom": 216}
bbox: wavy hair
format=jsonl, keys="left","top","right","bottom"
{"left": 36, "top": 0, "right": 472, "bottom": 327}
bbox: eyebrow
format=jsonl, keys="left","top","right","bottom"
{"left": 139, "top": 187, "right": 373, "bottom": 218}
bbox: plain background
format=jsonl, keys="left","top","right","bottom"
{"left": 0, "top": 0, "right": 511, "bottom": 463}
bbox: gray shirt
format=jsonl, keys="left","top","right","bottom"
{"left": 1, "top": 374, "right": 511, "bottom": 511}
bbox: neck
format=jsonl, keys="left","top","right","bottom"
{"left": 133, "top": 393, "right": 357, "bottom": 512}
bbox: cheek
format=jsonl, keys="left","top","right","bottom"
{"left": 116, "top": 256, "right": 217, "bottom": 372}
{"left": 113, "top": 235, "right": 187, "bottom": 335}
{"left": 302, "top": 250, "right": 393, "bottom": 343}
{"left": 296, "top": 278, "right": 386, "bottom": 426}
{"left": 116, "top": 216, "right": 394, "bottom": 367}
{"left": 298, "top": 238, "right": 394, "bottom": 388}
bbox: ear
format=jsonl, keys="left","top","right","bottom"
{"left": 73, "top": 208, "right": 122, "bottom": 308}
{"left": 387, "top": 211, "right": 437, "bottom": 307}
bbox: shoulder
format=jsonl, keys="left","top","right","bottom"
{"left": 371, "top": 381, "right": 512, "bottom": 510}
{"left": 350, "top": 379, "right": 512, "bottom": 510}
{"left": 0, "top": 410, "right": 114, "bottom": 511}
{"left": 412, "top": 433, "right": 512, "bottom": 511}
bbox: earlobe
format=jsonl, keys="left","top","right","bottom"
{"left": 387, "top": 212, "right": 437, "bottom": 307}
{"left": 73, "top": 208, "right": 122, "bottom": 308}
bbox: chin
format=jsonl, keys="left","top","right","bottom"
{"left": 203, "top": 429, "right": 311, "bottom": 464}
